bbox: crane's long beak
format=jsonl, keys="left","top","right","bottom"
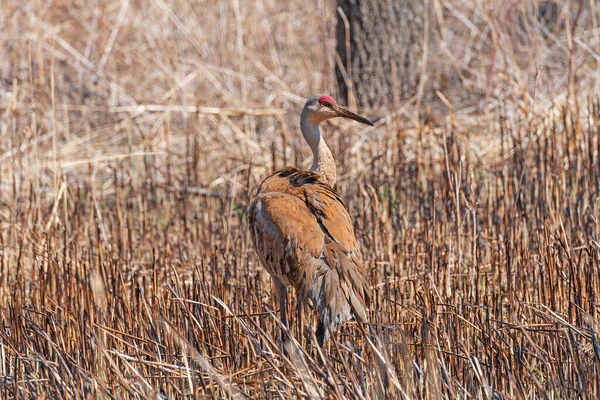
{"left": 333, "top": 104, "right": 374, "bottom": 126}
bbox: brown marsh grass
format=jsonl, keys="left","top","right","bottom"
{"left": 1, "top": 0, "right": 600, "bottom": 398}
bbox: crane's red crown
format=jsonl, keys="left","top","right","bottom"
{"left": 318, "top": 95, "right": 336, "bottom": 107}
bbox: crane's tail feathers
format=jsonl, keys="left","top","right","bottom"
{"left": 299, "top": 241, "right": 370, "bottom": 344}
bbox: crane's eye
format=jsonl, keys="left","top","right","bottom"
{"left": 318, "top": 101, "right": 324, "bottom": 107}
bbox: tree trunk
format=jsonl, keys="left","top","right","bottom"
{"left": 335, "top": 0, "right": 427, "bottom": 112}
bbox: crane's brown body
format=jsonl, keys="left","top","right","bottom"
{"left": 249, "top": 95, "right": 372, "bottom": 346}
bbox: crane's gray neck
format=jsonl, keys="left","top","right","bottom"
{"left": 300, "top": 109, "right": 336, "bottom": 187}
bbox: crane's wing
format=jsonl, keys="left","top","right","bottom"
{"left": 255, "top": 167, "right": 359, "bottom": 251}
{"left": 249, "top": 167, "right": 370, "bottom": 326}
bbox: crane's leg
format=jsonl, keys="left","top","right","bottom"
{"left": 296, "top": 296, "right": 304, "bottom": 340}
{"left": 316, "top": 320, "right": 330, "bottom": 348}
{"left": 273, "top": 279, "right": 289, "bottom": 343}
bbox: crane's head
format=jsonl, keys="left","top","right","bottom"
{"left": 302, "top": 94, "right": 374, "bottom": 126}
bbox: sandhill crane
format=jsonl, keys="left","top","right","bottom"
{"left": 249, "top": 94, "right": 373, "bottom": 346}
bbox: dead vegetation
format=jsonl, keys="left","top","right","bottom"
{"left": 1, "top": 0, "right": 599, "bottom": 398}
